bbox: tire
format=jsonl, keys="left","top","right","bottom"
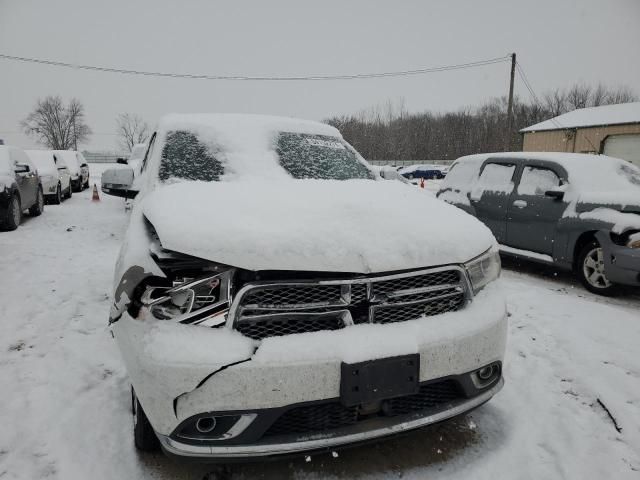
{"left": 52, "top": 184, "right": 62, "bottom": 205}
{"left": 2, "top": 195, "right": 21, "bottom": 231}
{"left": 132, "top": 388, "right": 160, "bottom": 451}
{"left": 577, "top": 240, "right": 619, "bottom": 296}
{"left": 29, "top": 188, "right": 44, "bottom": 217}
{"left": 72, "top": 179, "right": 81, "bottom": 193}
{"left": 65, "top": 184, "right": 73, "bottom": 199}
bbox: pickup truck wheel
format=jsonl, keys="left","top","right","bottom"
{"left": 132, "top": 388, "right": 160, "bottom": 451}
{"left": 29, "top": 188, "right": 44, "bottom": 216}
{"left": 577, "top": 240, "right": 618, "bottom": 296}
{"left": 2, "top": 195, "right": 21, "bottom": 231}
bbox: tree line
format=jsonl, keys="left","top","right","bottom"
{"left": 20, "top": 95, "right": 150, "bottom": 152}
{"left": 325, "top": 84, "right": 637, "bottom": 161}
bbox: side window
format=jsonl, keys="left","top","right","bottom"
{"left": 518, "top": 166, "right": 560, "bottom": 196}
{"left": 470, "top": 163, "right": 516, "bottom": 200}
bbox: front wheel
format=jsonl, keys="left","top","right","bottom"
{"left": 29, "top": 188, "right": 44, "bottom": 216}
{"left": 577, "top": 240, "right": 618, "bottom": 296}
{"left": 132, "top": 388, "right": 160, "bottom": 451}
{"left": 2, "top": 196, "right": 21, "bottom": 230}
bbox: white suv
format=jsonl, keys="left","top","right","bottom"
{"left": 102, "top": 114, "right": 507, "bottom": 461}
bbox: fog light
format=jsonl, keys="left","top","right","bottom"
{"left": 195, "top": 416, "right": 217, "bottom": 433}
{"left": 471, "top": 362, "right": 501, "bottom": 389}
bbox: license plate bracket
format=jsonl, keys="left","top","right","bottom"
{"left": 340, "top": 354, "right": 420, "bottom": 407}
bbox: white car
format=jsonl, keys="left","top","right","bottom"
{"left": 25, "top": 150, "right": 72, "bottom": 204}
{"left": 53, "top": 150, "right": 89, "bottom": 191}
{"left": 101, "top": 114, "right": 507, "bottom": 461}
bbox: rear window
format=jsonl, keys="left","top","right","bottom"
{"left": 159, "top": 130, "right": 224, "bottom": 182}
{"left": 276, "top": 133, "right": 374, "bottom": 180}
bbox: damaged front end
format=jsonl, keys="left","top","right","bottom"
{"left": 109, "top": 216, "right": 507, "bottom": 459}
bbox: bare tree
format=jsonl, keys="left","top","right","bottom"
{"left": 116, "top": 113, "right": 150, "bottom": 152}
{"left": 21, "top": 96, "right": 92, "bottom": 150}
{"left": 566, "top": 84, "right": 592, "bottom": 110}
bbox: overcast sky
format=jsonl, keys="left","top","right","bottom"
{"left": 1, "top": 0, "right": 639, "bottom": 151}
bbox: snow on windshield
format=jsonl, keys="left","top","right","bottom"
{"left": 54, "top": 151, "right": 80, "bottom": 174}
{"left": 25, "top": 150, "right": 57, "bottom": 176}
{"left": 149, "top": 114, "right": 373, "bottom": 184}
{"left": 276, "top": 133, "right": 374, "bottom": 180}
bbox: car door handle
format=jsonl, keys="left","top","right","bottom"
{"left": 513, "top": 200, "right": 528, "bottom": 209}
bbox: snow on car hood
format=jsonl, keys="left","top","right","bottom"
{"left": 141, "top": 179, "right": 495, "bottom": 273}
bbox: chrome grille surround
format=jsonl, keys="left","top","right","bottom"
{"left": 227, "top": 266, "right": 472, "bottom": 340}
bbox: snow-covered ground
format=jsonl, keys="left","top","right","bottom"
{"left": 0, "top": 164, "right": 639, "bottom": 479}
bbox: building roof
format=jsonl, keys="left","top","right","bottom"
{"left": 520, "top": 101, "right": 640, "bottom": 133}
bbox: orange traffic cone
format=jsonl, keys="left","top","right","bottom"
{"left": 419, "top": 177, "right": 425, "bottom": 189}
{"left": 92, "top": 183, "right": 100, "bottom": 202}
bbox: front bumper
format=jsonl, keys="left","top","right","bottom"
{"left": 113, "top": 279, "right": 507, "bottom": 447}
{"left": 598, "top": 231, "right": 640, "bottom": 286}
{"left": 158, "top": 377, "right": 503, "bottom": 460}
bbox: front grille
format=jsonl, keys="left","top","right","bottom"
{"left": 232, "top": 267, "right": 469, "bottom": 340}
{"left": 263, "top": 380, "right": 463, "bottom": 438}
{"left": 235, "top": 314, "right": 344, "bottom": 341}
{"left": 242, "top": 284, "right": 343, "bottom": 309}
{"left": 265, "top": 402, "right": 359, "bottom": 437}
{"left": 373, "top": 291, "right": 467, "bottom": 324}
{"left": 385, "top": 380, "right": 462, "bottom": 415}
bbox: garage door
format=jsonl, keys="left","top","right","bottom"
{"left": 603, "top": 134, "right": 640, "bottom": 167}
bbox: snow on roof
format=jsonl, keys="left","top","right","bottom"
{"left": 157, "top": 113, "right": 340, "bottom": 140}
{"left": 448, "top": 152, "right": 640, "bottom": 206}
{"left": 521, "top": 102, "right": 640, "bottom": 132}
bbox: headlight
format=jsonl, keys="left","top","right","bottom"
{"left": 140, "top": 270, "right": 234, "bottom": 326}
{"left": 464, "top": 247, "right": 501, "bottom": 294}
{"left": 627, "top": 232, "right": 640, "bottom": 249}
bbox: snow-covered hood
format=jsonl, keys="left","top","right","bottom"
{"left": 140, "top": 179, "right": 495, "bottom": 274}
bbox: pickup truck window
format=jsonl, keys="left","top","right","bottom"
{"left": 470, "top": 163, "right": 515, "bottom": 200}
{"left": 518, "top": 166, "right": 561, "bottom": 195}
{"left": 277, "top": 133, "right": 374, "bottom": 181}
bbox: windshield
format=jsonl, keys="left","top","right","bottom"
{"left": 158, "top": 130, "right": 374, "bottom": 182}
{"left": 619, "top": 162, "right": 640, "bottom": 186}
{"left": 159, "top": 130, "right": 224, "bottom": 182}
{"left": 276, "top": 133, "right": 374, "bottom": 180}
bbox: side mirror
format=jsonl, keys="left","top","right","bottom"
{"left": 80, "top": 163, "right": 88, "bottom": 168}
{"left": 544, "top": 189, "right": 565, "bottom": 200}
{"left": 378, "top": 166, "right": 409, "bottom": 183}
{"left": 15, "top": 164, "right": 30, "bottom": 174}
{"left": 101, "top": 167, "right": 137, "bottom": 199}
{"left": 116, "top": 158, "right": 128, "bottom": 165}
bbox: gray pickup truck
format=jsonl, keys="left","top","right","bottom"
{"left": 437, "top": 152, "right": 640, "bottom": 295}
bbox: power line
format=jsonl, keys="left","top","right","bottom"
{"left": 516, "top": 61, "right": 565, "bottom": 130}
{"left": 0, "top": 52, "right": 510, "bottom": 81}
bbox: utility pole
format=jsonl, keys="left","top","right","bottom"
{"left": 504, "top": 52, "right": 516, "bottom": 151}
